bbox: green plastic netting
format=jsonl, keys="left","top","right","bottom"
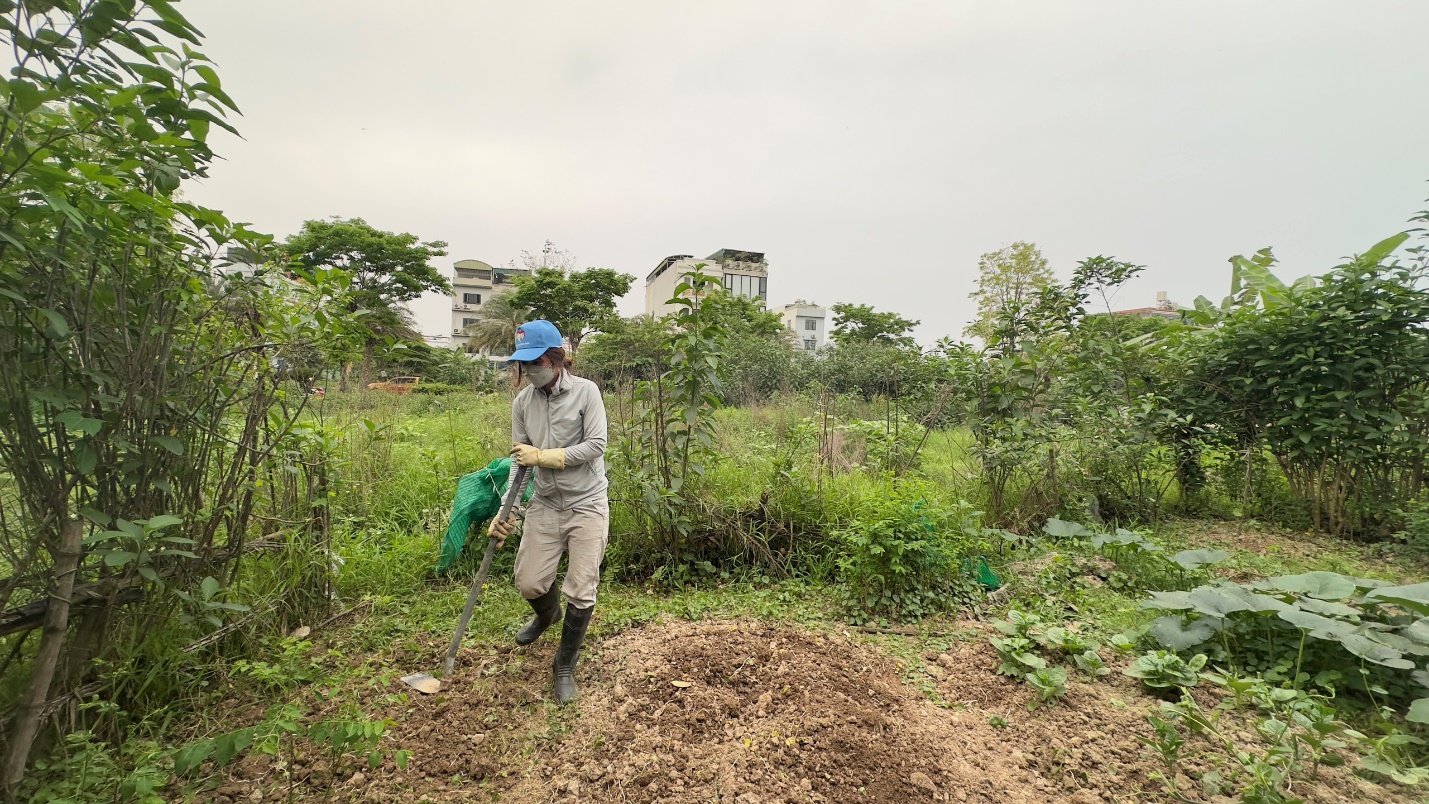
{"left": 435, "top": 457, "right": 533, "bottom": 573}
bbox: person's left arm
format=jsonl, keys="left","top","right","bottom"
{"left": 557, "top": 382, "right": 607, "bottom": 467}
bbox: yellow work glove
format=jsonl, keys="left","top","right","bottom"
{"left": 511, "top": 443, "right": 540, "bottom": 467}
{"left": 487, "top": 515, "right": 517, "bottom": 548}
{"left": 512, "top": 443, "right": 566, "bottom": 470}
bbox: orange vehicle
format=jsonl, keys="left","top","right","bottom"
{"left": 366, "top": 376, "right": 421, "bottom": 395}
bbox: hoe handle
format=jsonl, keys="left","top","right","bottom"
{"left": 443, "top": 463, "right": 529, "bottom": 676}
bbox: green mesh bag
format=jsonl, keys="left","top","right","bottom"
{"left": 961, "top": 555, "right": 1003, "bottom": 591}
{"left": 434, "top": 457, "right": 533, "bottom": 573}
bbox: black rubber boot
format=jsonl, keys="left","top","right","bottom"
{"left": 515, "top": 583, "right": 562, "bottom": 646}
{"left": 552, "top": 603, "right": 593, "bottom": 705}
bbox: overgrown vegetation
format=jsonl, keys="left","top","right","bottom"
{"left": 3, "top": 2, "right": 1429, "bottom": 801}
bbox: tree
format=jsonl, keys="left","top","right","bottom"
{"left": 703, "top": 291, "right": 790, "bottom": 340}
{"left": 280, "top": 218, "right": 449, "bottom": 383}
{"left": 830, "top": 303, "right": 920, "bottom": 347}
{"left": 464, "top": 292, "right": 532, "bottom": 355}
{"left": 508, "top": 266, "right": 635, "bottom": 352}
{"left": 0, "top": 1, "right": 336, "bottom": 785}
{"left": 966, "top": 241, "right": 1054, "bottom": 348}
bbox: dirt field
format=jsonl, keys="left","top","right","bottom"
{"left": 207, "top": 617, "right": 1406, "bottom": 803}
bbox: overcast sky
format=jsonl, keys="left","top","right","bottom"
{"left": 182, "top": 0, "right": 1429, "bottom": 345}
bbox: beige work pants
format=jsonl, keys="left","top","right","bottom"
{"left": 513, "top": 497, "right": 609, "bottom": 609}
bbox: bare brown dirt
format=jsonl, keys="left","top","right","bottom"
{"left": 207, "top": 618, "right": 1406, "bottom": 804}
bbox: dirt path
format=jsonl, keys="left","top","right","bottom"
{"left": 211, "top": 618, "right": 1404, "bottom": 803}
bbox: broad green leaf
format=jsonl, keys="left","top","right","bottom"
{"left": 145, "top": 514, "right": 183, "bottom": 530}
{"left": 1408, "top": 698, "right": 1429, "bottom": 725}
{"left": 37, "top": 305, "right": 70, "bottom": 337}
{"left": 103, "top": 550, "right": 137, "bottom": 567}
{"left": 1267, "top": 571, "right": 1356, "bottom": 600}
{"left": 1141, "top": 590, "right": 1194, "bottom": 611}
{"left": 1338, "top": 633, "right": 1410, "bottom": 668}
{"left": 200, "top": 576, "right": 220, "bottom": 601}
{"left": 1365, "top": 583, "right": 1429, "bottom": 616}
{"left": 172, "top": 739, "right": 215, "bottom": 775}
{"left": 153, "top": 435, "right": 184, "bottom": 455}
{"left": 1277, "top": 608, "right": 1354, "bottom": 637}
{"left": 1294, "top": 598, "right": 1359, "bottom": 619}
{"left": 1042, "top": 518, "right": 1092, "bottom": 541}
{"left": 1171, "top": 548, "right": 1230, "bottom": 571}
{"left": 213, "top": 727, "right": 255, "bottom": 766}
{"left": 1187, "top": 587, "right": 1251, "bottom": 618}
{"left": 1215, "top": 584, "right": 1289, "bottom": 613}
{"left": 1148, "top": 616, "right": 1217, "bottom": 651}
{"left": 1360, "top": 232, "right": 1410, "bottom": 265}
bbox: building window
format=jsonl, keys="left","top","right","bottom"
{"left": 804, "top": 319, "right": 817, "bottom": 331}
{"left": 461, "top": 318, "right": 479, "bottom": 328}
{"left": 722, "top": 273, "right": 768, "bottom": 301}
{"left": 804, "top": 339, "right": 817, "bottom": 350}
{"left": 462, "top": 293, "right": 482, "bottom": 305}
{"left": 455, "top": 268, "right": 491, "bottom": 281}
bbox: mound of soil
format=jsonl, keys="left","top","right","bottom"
{"left": 211, "top": 618, "right": 1404, "bottom": 803}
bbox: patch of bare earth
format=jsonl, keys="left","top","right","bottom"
{"left": 210, "top": 619, "right": 1406, "bottom": 803}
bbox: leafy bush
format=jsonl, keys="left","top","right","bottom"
{"left": 409, "top": 382, "right": 472, "bottom": 395}
{"left": 835, "top": 489, "right": 985, "bottom": 622}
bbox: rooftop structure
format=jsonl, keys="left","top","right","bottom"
{"left": 645, "top": 248, "right": 769, "bottom": 317}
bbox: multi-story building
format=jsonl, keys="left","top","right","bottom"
{"left": 644, "top": 248, "right": 768, "bottom": 317}
{"left": 449, "top": 259, "right": 530, "bottom": 353}
{"left": 777, "top": 301, "right": 827, "bottom": 353}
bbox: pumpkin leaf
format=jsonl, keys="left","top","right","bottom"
{"left": 1267, "top": 572, "right": 1356, "bottom": 600}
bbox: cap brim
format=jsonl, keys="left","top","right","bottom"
{"left": 507, "top": 345, "right": 547, "bottom": 363}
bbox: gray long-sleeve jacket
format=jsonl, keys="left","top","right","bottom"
{"left": 511, "top": 370, "right": 608, "bottom": 510}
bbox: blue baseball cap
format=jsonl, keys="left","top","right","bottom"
{"left": 509, "top": 320, "right": 563, "bottom": 362}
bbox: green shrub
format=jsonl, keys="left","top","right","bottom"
{"left": 410, "top": 382, "right": 473, "bottom": 395}
{"left": 834, "top": 486, "right": 986, "bottom": 622}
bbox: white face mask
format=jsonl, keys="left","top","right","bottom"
{"left": 524, "top": 364, "right": 556, "bottom": 388}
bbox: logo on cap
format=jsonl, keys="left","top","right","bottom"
{"left": 516, "top": 328, "right": 526, "bottom": 341}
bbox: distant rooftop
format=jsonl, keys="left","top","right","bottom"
{"left": 646, "top": 254, "right": 695, "bottom": 283}
{"left": 706, "top": 248, "right": 765, "bottom": 264}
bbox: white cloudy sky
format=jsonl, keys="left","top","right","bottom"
{"left": 182, "top": 0, "right": 1429, "bottom": 344}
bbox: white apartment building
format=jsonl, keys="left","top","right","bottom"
{"left": 449, "top": 259, "right": 530, "bottom": 353}
{"left": 644, "top": 248, "right": 768, "bottom": 317}
{"left": 778, "top": 301, "right": 827, "bottom": 352}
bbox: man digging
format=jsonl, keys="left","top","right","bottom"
{"left": 488, "top": 320, "right": 610, "bottom": 705}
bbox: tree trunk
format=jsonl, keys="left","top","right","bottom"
{"left": 4, "top": 519, "right": 83, "bottom": 788}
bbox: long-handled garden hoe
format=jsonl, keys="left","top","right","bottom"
{"left": 402, "top": 462, "right": 530, "bottom": 694}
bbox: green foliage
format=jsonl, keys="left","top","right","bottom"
{"left": 618, "top": 270, "right": 727, "bottom": 581}
{"left": 1124, "top": 650, "right": 1206, "bottom": 691}
{"left": 1025, "top": 666, "right": 1068, "bottom": 709}
{"left": 509, "top": 264, "right": 635, "bottom": 352}
{"left": 409, "top": 382, "right": 474, "bottom": 395}
{"left": 835, "top": 489, "right": 985, "bottom": 622}
{"left": 1144, "top": 682, "right": 1365, "bottom": 802}
{"left": 829, "top": 303, "right": 919, "bottom": 347}
{"left": 1140, "top": 571, "right": 1429, "bottom": 705}
{"left": 1184, "top": 237, "right": 1429, "bottom": 535}
{"left": 281, "top": 217, "right": 450, "bottom": 305}
{"left": 173, "top": 705, "right": 397, "bottom": 779}
{"left": 21, "top": 731, "right": 168, "bottom": 804}
{"left": 965, "top": 241, "right": 1054, "bottom": 346}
